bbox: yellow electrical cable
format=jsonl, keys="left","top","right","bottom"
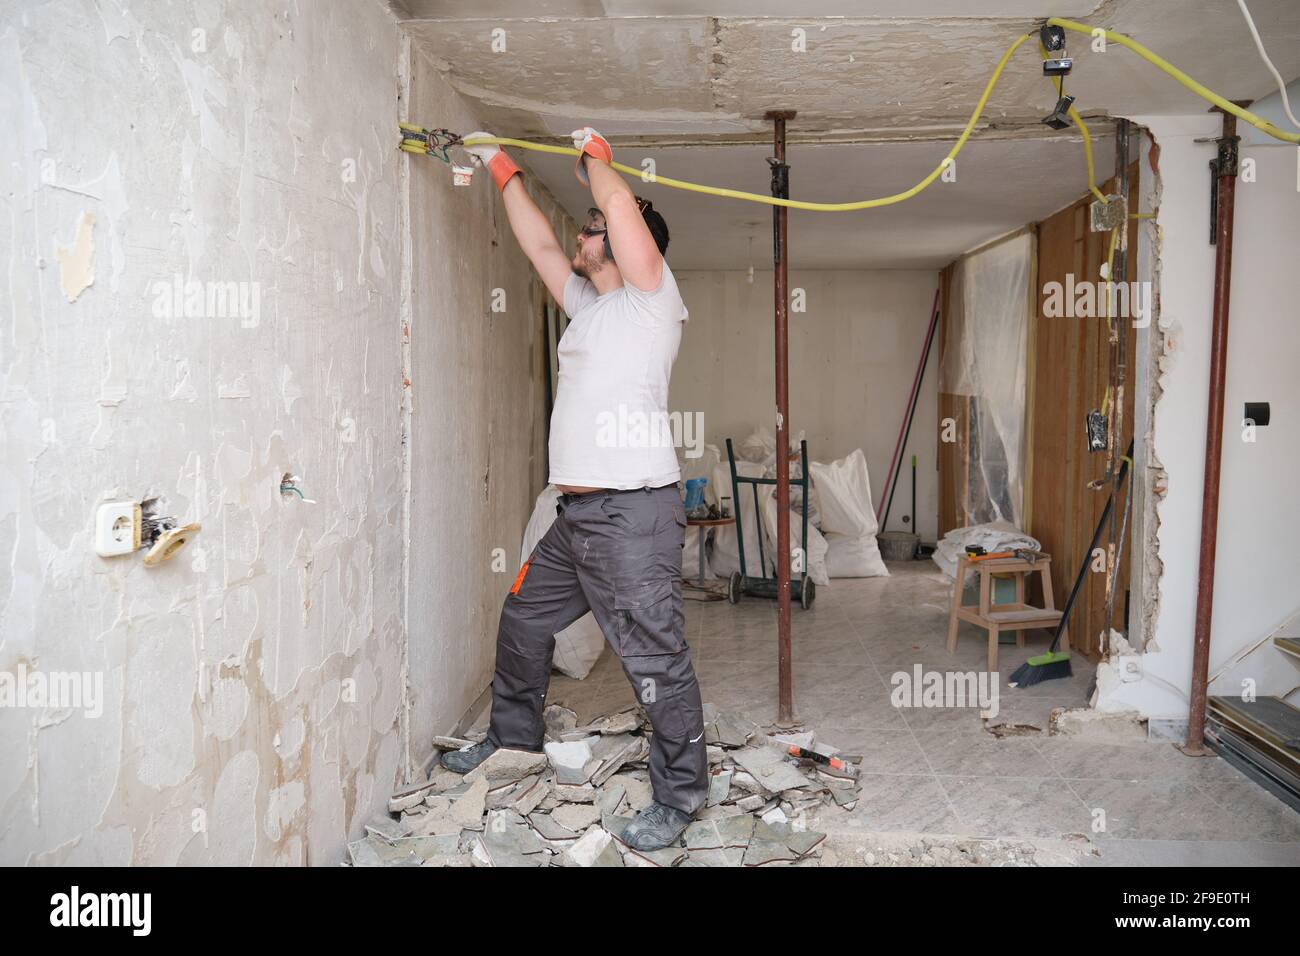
{"left": 463, "top": 31, "right": 1035, "bottom": 212}
{"left": 451, "top": 20, "right": 1299, "bottom": 212}
{"left": 1047, "top": 17, "right": 1300, "bottom": 144}
{"left": 1039, "top": 43, "right": 1109, "bottom": 204}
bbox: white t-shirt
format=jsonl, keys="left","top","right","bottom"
{"left": 549, "top": 262, "right": 689, "bottom": 490}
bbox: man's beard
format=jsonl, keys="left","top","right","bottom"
{"left": 572, "top": 249, "right": 604, "bottom": 279}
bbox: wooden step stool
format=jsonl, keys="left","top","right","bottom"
{"left": 946, "top": 553, "right": 1066, "bottom": 673}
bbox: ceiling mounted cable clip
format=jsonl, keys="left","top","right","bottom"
{"left": 1039, "top": 23, "right": 1072, "bottom": 77}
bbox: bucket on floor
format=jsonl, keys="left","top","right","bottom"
{"left": 683, "top": 477, "right": 708, "bottom": 513}
{"left": 877, "top": 530, "right": 919, "bottom": 561}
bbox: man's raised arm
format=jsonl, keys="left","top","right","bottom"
{"left": 572, "top": 127, "right": 663, "bottom": 293}
{"left": 464, "top": 132, "right": 572, "bottom": 306}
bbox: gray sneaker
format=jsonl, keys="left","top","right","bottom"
{"left": 620, "top": 802, "right": 695, "bottom": 851}
{"left": 439, "top": 738, "right": 498, "bottom": 774}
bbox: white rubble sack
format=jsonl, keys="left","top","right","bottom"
{"left": 809, "top": 449, "right": 888, "bottom": 578}
{"left": 709, "top": 459, "right": 769, "bottom": 579}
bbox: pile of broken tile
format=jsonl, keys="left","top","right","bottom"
{"left": 348, "top": 702, "right": 862, "bottom": 868}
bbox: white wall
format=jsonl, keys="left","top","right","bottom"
{"left": 1096, "top": 112, "right": 1300, "bottom": 716}
{"left": 403, "top": 48, "right": 576, "bottom": 768}
{"left": 1, "top": 0, "right": 399, "bottom": 866}
{"left": 672, "top": 270, "right": 939, "bottom": 541}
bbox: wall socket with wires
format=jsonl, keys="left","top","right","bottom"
{"left": 94, "top": 498, "right": 201, "bottom": 564}
{"left": 95, "top": 500, "right": 142, "bottom": 557}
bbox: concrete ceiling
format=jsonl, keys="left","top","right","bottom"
{"left": 396, "top": 0, "right": 1300, "bottom": 267}
{"left": 525, "top": 134, "right": 1111, "bottom": 270}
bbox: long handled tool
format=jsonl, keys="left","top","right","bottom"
{"left": 1010, "top": 439, "right": 1134, "bottom": 688}
{"left": 880, "top": 292, "right": 939, "bottom": 529}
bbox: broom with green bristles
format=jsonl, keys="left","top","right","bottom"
{"left": 1010, "top": 442, "right": 1133, "bottom": 688}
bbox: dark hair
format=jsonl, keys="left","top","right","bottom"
{"left": 643, "top": 207, "right": 669, "bottom": 256}
{"left": 602, "top": 198, "right": 669, "bottom": 260}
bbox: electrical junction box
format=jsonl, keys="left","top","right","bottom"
{"left": 1118, "top": 655, "right": 1143, "bottom": 683}
{"left": 95, "top": 500, "right": 141, "bottom": 557}
{"left": 1091, "top": 194, "right": 1128, "bottom": 231}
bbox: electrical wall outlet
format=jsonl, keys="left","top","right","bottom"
{"left": 95, "top": 500, "right": 141, "bottom": 557}
{"left": 1118, "top": 654, "right": 1143, "bottom": 682}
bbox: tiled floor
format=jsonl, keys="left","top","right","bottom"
{"left": 542, "top": 561, "right": 1300, "bottom": 865}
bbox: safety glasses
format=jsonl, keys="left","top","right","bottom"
{"left": 580, "top": 198, "right": 653, "bottom": 239}
{"left": 580, "top": 207, "right": 607, "bottom": 239}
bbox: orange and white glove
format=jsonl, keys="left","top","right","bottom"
{"left": 464, "top": 131, "right": 521, "bottom": 192}
{"left": 571, "top": 126, "right": 613, "bottom": 185}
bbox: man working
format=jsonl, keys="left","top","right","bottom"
{"left": 440, "top": 126, "right": 707, "bottom": 851}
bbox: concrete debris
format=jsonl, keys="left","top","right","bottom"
{"left": 364, "top": 812, "right": 411, "bottom": 843}
{"left": 602, "top": 812, "right": 637, "bottom": 841}
{"left": 431, "top": 735, "right": 475, "bottom": 752}
{"left": 618, "top": 774, "right": 654, "bottom": 811}
{"left": 588, "top": 734, "right": 647, "bottom": 786}
{"left": 449, "top": 776, "right": 490, "bottom": 830}
{"left": 985, "top": 721, "right": 1044, "bottom": 738}
{"left": 770, "top": 730, "right": 815, "bottom": 751}
{"left": 475, "top": 809, "right": 548, "bottom": 867}
{"left": 562, "top": 826, "right": 615, "bottom": 867}
{"left": 464, "top": 748, "right": 549, "bottom": 785}
{"left": 511, "top": 775, "right": 551, "bottom": 815}
{"left": 409, "top": 798, "right": 462, "bottom": 837}
{"left": 586, "top": 708, "right": 643, "bottom": 735}
{"left": 553, "top": 783, "right": 598, "bottom": 803}
{"left": 597, "top": 781, "right": 628, "bottom": 818}
{"left": 625, "top": 844, "right": 688, "bottom": 867}
{"left": 545, "top": 738, "right": 597, "bottom": 784}
{"left": 705, "top": 705, "right": 759, "bottom": 748}
{"left": 827, "top": 832, "right": 1069, "bottom": 867}
{"left": 544, "top": 704, "right": 579, "bottom": 736}
{"left": 355, "top": 706, "right": 859, "bottom": 868}
{"left": 530, "top": 813, "right": 579, "bottom": 843}
{"left": 551, "top": 802, "right": 602, "bottom": 832}
{"left": 388, "top": 778, "right": 439, "bottom": 813}
{"left": 707, "top": 769, "right": 732, "bottom": 806}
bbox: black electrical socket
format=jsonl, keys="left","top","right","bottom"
{"left": 1244, "top": 401, "right": 1271, "bottom": 426}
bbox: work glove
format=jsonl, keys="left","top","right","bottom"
{"left": 464, "top": 131, "right": 520, "bottom": 192}
{"left": 571, "top": 126, "right": 613, "bottom": 185}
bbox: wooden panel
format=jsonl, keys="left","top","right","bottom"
{"left": 1027, "top": 164, "right": 1140, "bottom": 662}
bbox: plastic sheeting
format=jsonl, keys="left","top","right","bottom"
{"left": 931, "top": 520, "right": 1041, "bottom": 578}
{"left": 940, "top": 231, "right": 1033, "bottom": 528}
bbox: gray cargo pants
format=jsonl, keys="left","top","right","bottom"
{"left": 486, "top": 484, "right": 708, "bottom": 815}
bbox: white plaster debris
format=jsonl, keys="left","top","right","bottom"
{"left": 350, "top": 703, "right": 869, "bottom": 867}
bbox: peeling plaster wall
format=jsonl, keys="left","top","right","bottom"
{"left": 1095, "top": 113, "right": 1300, "bottom": 716}
{"left": 403, "top": 48, "right": 576, "bottom": 769}
{"left": 671, "top": 269, "right": 940, "bottom": 542}
{"left": 0, "top": 0, "right": 409, "bottom": 865}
